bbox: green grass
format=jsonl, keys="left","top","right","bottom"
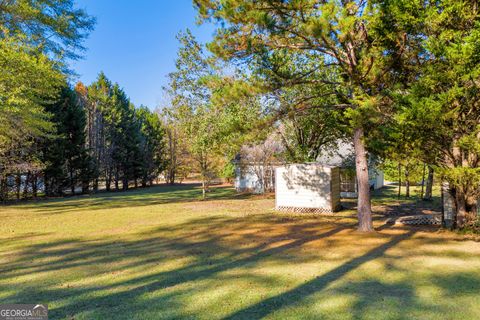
{"left": 1, "top": 184, "right": 479, "bottom": 319}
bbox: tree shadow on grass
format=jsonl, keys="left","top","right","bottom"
{"left": 1, "top": 211, "right": 478, "bottom": 319}
{"left": 0, "top": 213, "right": 358, "bottom": 319}
{"left": 0, "top": 215, "right": 354, "bottom": 283}
{"left": 221, "top": 230, "right": 417, "bottom": 320}
{"left": 339, "top": 186, "right": 442, "bottom": 227}
{"left": 0, "top": 232, "right": 52, "bottom": 246}
{"left": 337, "top": 271, "right": 480, "bottom": 320}
{"left": 371, "top": 185, "right": 442, "bottom": 217}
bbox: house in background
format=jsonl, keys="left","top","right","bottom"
{"left": 234, "top": 161, "right": 278, "bottom": 194}
{"left": 316, "top": 141, "right": 384, "bottom": 198}
{"left": 233, "top": 136, "right": 284, "bottom": 194}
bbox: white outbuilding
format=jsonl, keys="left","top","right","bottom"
{"left": 275, "top": 163, "right": 341, "bottom": 213}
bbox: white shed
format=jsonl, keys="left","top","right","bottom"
{"left": 275, "top": 163, "right": 341, "bottom": 213}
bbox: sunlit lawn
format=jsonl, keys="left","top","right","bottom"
{"left": 0, "top": 184, "right": 479, "bottom": 319}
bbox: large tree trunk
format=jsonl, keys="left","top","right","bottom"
{"left": 453, "top": 187, "right": 478, "bottom": 229}
{"left": 454, "top": 189, "right": 468, "bottom": 229}
{"left": 44, "top": 175, "right": 50, "bottom": 197}
{"left": 106, "top": 170, "right": 112, "bottom": 192}
{"left": 56, "top": 180, "right": 63, "bottom": 196}
{"left": 353, "top": 128, "right": 374, "bottom": 232}
{"left": 448, "top": 140, "right": 478, "bottom": 228}
{"left": 423, "top": 166, "right": 434, "bottom": 200}
{"left": 166, "top": 128, "right": 177, "bottom": 185}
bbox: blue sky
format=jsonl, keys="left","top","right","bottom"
{"left": 71, "top": 0, "right": 215, "bottom": 109}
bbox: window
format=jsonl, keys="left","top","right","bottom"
{"left": 340, "top": 170, "right": 356, "bottom": 193}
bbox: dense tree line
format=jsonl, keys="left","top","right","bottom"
{"left": 0, "top": 1, "right": 165, "bottom": 201}
{"left": 0, "top": 0, "right": 93, "bottom": 201}
{"left": 80, "top": 73, "right": 165, "bottom": 194}
{"left": 40, "top": 74, "right": 166, "bottom": 198}
{"left": 0, "top": 75, "right": 166, "bottom": 201}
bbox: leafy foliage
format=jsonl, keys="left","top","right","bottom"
{"left": 193, "top": 0, "right": 421, "bottom": 230}
{"left": 0, "top": 0, "right": 96, "bottom": 63}
{"left": 395, "top": 0, "right": 480, "bottom": 227}
{"left": 0, "top": 35, "right": 64, "bottom": 155}
{"left": 163, "top": 30, "right": 262, "bottom": 197}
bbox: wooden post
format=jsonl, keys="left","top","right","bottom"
{"left": 397, "top": 164, "right": 402, "bottom": 198}
{"left": 420, "top": 163, "right": 426, "bottom": 199}
{"left": 424, "top": 166, "right": 434, "bottom": 201}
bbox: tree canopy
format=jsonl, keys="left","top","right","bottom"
{"left": 0, "top": 0, "right": 96, "bottom": 62}
{"left": 194, "top": 0, "right": 423, "bottom": 231}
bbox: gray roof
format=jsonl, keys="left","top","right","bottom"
{"left": 316, "top": 141, "right": 355, "bottom": 167}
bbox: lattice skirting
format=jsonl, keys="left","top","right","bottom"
{"left": 391, "top": 215, "right": 441, "bottom": 226}
{"left": 276, "top": 206, "right": 334, "bottom": 214}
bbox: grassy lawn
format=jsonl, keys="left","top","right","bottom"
{"left": 1, "top": 184, "right": 479, "bottom": 319}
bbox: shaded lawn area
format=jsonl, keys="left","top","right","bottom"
{"left": 0, "top": 185, "right": 479, "bottom": 319}
{"left": 371, "top": 184, "right": 443, "bottom": 215}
